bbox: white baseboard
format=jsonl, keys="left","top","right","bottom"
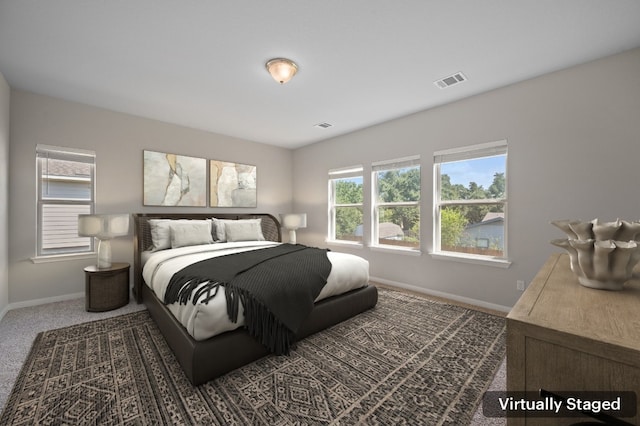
{"left": 370, "top": 276, "right": 511, "bottom": 313}
{"left": 3, "top": 292, "right": 84, "bottom": 316}
{"left": 0, "top": 304, "right": 9, "bottom": 323}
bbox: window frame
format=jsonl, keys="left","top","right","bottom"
{"left": 35, "top": 144, "right": 96, "bottom": 259}
{"left": 327, "top": 165, "right": 364, "bottom": 246}
{"left": 371, "top": 155, "right": 421, "bottom": 252}
{"left": 432, "top": 140, "right": 510, "bottom": 267}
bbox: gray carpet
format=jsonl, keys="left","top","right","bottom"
{"left": 0, "top": 297, "right": 145, "bottom": 412}
{"left": 0, "top": 288, "right": 505, "bottom": 425}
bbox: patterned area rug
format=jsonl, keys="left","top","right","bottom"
{"left": 0, "top": 288, "right": 505, "bottom": 425}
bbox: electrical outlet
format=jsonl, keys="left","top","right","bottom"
{"left": 517, "top": 280, "right": 525, "bottom": 291}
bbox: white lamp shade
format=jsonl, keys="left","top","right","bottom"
{"left": 107, "top": 215, "right": 130, "bottom": 236}
{"left": 78, "top": 214, "right": 130, "bottom": 240}
{"left": 280, "top": 213, "right": 307, "bottom": 230}
{"left": 78, "top": 215, "right": 103, "bottom": 237}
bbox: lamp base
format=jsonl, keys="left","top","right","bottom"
{"left": 96, "top": 239, "right": 112, "bottom": 269}
{"left": 288, "top": 229, "right": 297, "bottom": 245}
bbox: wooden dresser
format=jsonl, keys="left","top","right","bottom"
{"left": 507, "top": 253, "right": 640, "bottom": 425}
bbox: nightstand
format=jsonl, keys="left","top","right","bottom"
{"left": 84, "top": 262, "right": 130, "bottom": 312}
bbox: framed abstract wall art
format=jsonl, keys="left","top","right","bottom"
{"left": 143, "top": 150, "right": 207, "bottom": 206}
{"left": 210, "top": 160, "right": 257, "bottom": 207}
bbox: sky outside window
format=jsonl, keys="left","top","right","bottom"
{"left": 441, "top": 155, "right": 505, "bottom": 189}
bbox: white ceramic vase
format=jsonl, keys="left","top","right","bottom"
{"left": 550, "top": 218, "right": 640, "bottom": 290}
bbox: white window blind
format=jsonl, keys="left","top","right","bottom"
{"left": 372, "top": 155, "right": 420, "bottom": 171}
{"left": 328, "top": 165, "right": 364, "bottom": 177}
{"left": 434, "top": 140, "right": 507, "bottom": 164}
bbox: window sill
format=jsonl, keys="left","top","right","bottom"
{"left": 430, "top": 251, "right": 511, "bottom": 268}
{"left": 31, "top": 252, "right": 96, "bottom": 264}
{"left": 326, "top": 240, "right": 364, "bottom": 249}
{"left": 370, "top": 245, "right": 422, "bottom": 256}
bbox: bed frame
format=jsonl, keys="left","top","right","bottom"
{"left": 133, "top": 213, "right": 378, "bottom": 385}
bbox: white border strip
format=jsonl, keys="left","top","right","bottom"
{"left": 371, "top": 276, "right": 511, "bottom": 313}
{"left": 0, "top": 292, "right": 85, "bottom": 323}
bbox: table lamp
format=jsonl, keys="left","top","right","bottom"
{"left": 78, "top": 213, "right": 130, "bottom": 268}
{"left": 279, "top": 213, "right": 307, "bottom": 244}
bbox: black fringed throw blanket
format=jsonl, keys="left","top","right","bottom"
{"left": 164, "top": 244, "right": 332, "bottom": 355}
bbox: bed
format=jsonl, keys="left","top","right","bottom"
{"left": 133, "top": 213, "right": 378, "bottom": 385}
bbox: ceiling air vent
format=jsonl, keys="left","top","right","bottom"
{"left": 314, "top": 122, "right": 333, "bottom": 129}
{"left": 434, "top": 72, "right": 467, "bottom": 89}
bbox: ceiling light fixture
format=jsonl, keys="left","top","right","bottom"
{"left": 266, "top": 58, "right": 298, "bottom": 84}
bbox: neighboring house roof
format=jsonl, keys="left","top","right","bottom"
{"left": 42, "top": 159, "right": 91, "bottom": 179}
{"left": 355, "top": 223, "right": 404, "bottom": 239}
{"left": 482, "top": 212, "right": 504, "bottom": 222}
{"left": 465, "top": 212, "right": 504, "bottom": 230}
{"left": 378, "top": 223, "right": 404, "bottom": 239}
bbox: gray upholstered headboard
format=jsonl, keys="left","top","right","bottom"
{"left": 132, "top": 213, "right": 281, "bottom": 303}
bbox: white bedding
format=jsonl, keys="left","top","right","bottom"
{"left": 142, "top": 242, "right": 370, "bottom": 340}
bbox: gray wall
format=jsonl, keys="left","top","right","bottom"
{"left": 8, "top": 91, "right": 293, "bottom": 304}
{"left": 0, "top": 73, "right": 9, "bottom": 315}
{"left": 292, "top": 48, "right": 640, "bottom": 309}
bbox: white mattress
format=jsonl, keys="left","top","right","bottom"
{"left": 142, "top": 242, "right": 370, "bottom": 340}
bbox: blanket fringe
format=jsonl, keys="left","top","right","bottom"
{"left": 166, "top": 279, "right": 295, "bottom": 354}
{"left": 227, "top": 287, "right": 295, "bottom": 355}
{"left": 164, "top": 276, "right": 222, "bottom": 306}
{"left": 195, "top": 281, "right": 222, "bottom": 305}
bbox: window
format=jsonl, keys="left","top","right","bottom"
{"left": 372, "top": 156, "right": 420, "bottom": 250}
{"left": 36, "top": 145, "right": 96, "bottom": 257}
{"left": 328, "top": 166, "right": 364, "bottom": 244}
{"left": 433, "top": 140, "right": 507, "bottom": 261}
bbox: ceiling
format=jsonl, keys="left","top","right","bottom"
{"left": 1, "top": 1, "right": 640, "bottom": 149}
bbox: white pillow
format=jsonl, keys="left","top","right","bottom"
{"left": 210, "top": 218, "right": 226, "bottom": 242}
{"left": 212, "top": 218, "right": 264, "bottom": 242}
{"left": 224, "top": 220, "right": 266, "bottom": 242}
{"left": 169, "top": 221, "right": 213, "bottom": 248}
{"left": 148, "top": 219, "right": 173, "bottom": 251}
{"left": 149, "top": 219, "right": 211, "bottom": 251}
